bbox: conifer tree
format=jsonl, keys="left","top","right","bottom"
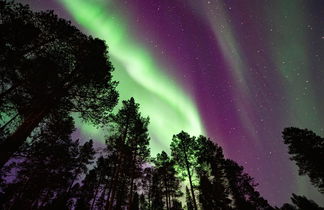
{"left": 151, "top": 168, "right": 164, "bottom": 210}
{"left": 171, "top": 131, "right": 198, "bottom": 210}
{"left": 153, "top": 151, "right": 182, "bottom": 210}
{"left": 195, "top": 136, "right": 231, "bottom": 210}
{"left": 0, "top": 111, "right": 87, "bottom": 209}
{"left": 141, "top": 167, "right": 154, "bottom": 210}
{"left": 105, "top": 98, "right": 150, "bottom": 210}
{"left": 224, "top": 159, "right": 272, "bottom": 210}
{"left": 0, "top": 1, "right": 118, "bottom": 167}
{"left": 290, "top": 193, "right": 324, "bottom": 210}
{"left": 282, "top": 127, "right": 324, "bottom": 193}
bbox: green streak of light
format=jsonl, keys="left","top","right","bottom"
{"left": 270, "top": 0, "right": 322, "bottom": 197}
{"left": 59, "top": 0, "right": 204, "bottom": 155}
{"left": 270, "top": 0, "right": 320, "bottom": 130}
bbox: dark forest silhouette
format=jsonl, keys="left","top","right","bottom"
{"left": 0, "top": 1, "right": 323, "bottom": 210}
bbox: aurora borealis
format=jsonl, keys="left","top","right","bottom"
{"left": 22, "top": 0, "right": 323, "bottom": 207}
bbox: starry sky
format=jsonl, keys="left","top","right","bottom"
{"left": 22, "top": 0, "right": 324, "bottom": 207}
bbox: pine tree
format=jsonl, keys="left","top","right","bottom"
{"left": 224, "top": 159, "right": 272, "bottom": 210}
{"left": 75, "top": 169, "right": 97, "bottom": 210}
{"left": 282, "top": 127, "right": 324, "bottom": 193}
{"left": 131, "top": 191, "right": 140, "bottom": 210}
{"left": 195, "top": 136, "right": 231, "bottom": 210}
{"left": 0, "top": 111, "right": 85, "bottom": 209}
{"left": 151, "top": 168, "right": 164, "bottom": 210}
{"left": 76, "top": 155, "right": 113, "bottom": 210}
{"left": 171, "top": 131, "right": 198, "bottom": 210}
{"left": 0, "top": 1, "right": 118, "bottom": 167}
{"left": 141, "top": 167, "right": 154, "bottom": 210}
{"left": 153, "top": 151, "right": 183, "bottom": 210}
{"left": 105, "top": 98, "right": 150, "bottom": 210}
{"left": 290, "top": 193, "right": 324, "bottom": 210}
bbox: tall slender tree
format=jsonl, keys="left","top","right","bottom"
{"left": 150, "top": 168, "right": 164, "bottom": 210}
{"left": 141, "top": 167, "right": 155, "bottom": 210}
{"left": 170, "top": 131, "right": 198, "bottom": 210}
{"left": 153, "top": 151, "right": 182, "bottom": 210}
{"left": 105, "top": 98, "right": 150, "bottom": 210}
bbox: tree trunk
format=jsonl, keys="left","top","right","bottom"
{"left": 182, "top": 146, "right": 198, "bottom": 210}
{"left": 0, "top": 113, "right": 19, "bottom": 131}
{"left": 66, "top": 172, "right": 79, "bottom": 194}
{"left": 106, "top": 160, "right": 117, "bottom": 203}
{"left": 148, "top": 185, "right": 151, "bottom": 210}
{"left": 90, "top": 170, "right": 104, "bottom": 210}
{"left": 127, "top": 174, "right": 135, "bottom": 210}
{"left": 186, "top": 164, "right": 197, "bottom": 210}
{"left": 127, "top": 147, "right": 138, "bottom": 210}
{"left": 106, "top": 117, "right": 130, "bottom": 210}
{"left": 0, "top": 103, "right": 51, "bottom": 168}
{"left": 165, "top": 193, "right": 169, "bottom": 210}
{"left": 0, "top": 84, "right": 69, "bottom": 168}
{"left": 164, "top": 176, "right": 169, "bottom": 210}
{"left": 106, "top": 155, "right": 122, "bottom": 210}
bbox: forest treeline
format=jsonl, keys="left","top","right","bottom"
{"left": 0, "top": 1, "right": 323, "bottom": 210}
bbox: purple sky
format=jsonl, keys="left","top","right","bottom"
{"left": 21, "top": 0, "right": 324, "bottom": 207}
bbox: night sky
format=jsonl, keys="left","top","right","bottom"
{"left": 22, "top": 0, "right": 324, "bottom": 207}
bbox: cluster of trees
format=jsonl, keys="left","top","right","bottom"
{"left": 0, "top": 1, "right": 323, "bottom": 210}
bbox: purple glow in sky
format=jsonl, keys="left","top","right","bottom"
{"left": 21, "top": 0, "right": 324, "bottom": 207}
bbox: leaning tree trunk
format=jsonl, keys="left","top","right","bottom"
{"left": 0, "top": 86, "right": 66, "bottom": 168}
{"left": 0, "top": 102, "right": 52, "bottom": 168}
{"left": 0, "top": 113, "right": 19, "bottom": 132}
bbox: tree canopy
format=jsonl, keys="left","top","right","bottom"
{"left": 0, "top": 1, "right": 323, "bottom": 210}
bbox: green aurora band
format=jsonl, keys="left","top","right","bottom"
{"left": 59, "top": 0, "right": 205, "bottom": 155}
{"left": 269, "top": 0, "right": 322, "bottom": 195}
{"left": 270, "top": 1, "right": 320, "bottom": 128}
